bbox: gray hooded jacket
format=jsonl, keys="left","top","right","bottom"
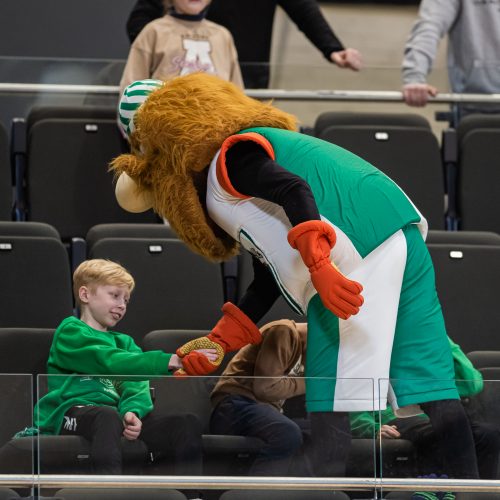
{"left": 402, "top": 0, "right": 500, "bottom": 94}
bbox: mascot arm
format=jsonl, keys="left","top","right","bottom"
{"left": 288, "top": 221, "right": 364, "bottom": 320}
{"left": 225, "top": 140, "right": 364, "bottom": 320}
{"left": 174, "top": 302, "right": 261, "bottom": 376}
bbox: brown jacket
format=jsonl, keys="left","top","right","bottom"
{"left": 211, "top": 320, "right": 306, "bottom": 411}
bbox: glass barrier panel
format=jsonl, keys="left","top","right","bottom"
{"left": 36, "top": 374, "right": 375, "bottom": 499}
{"left": 379, "top": 376, "right": 498, "bottom": 498}
{"left": 0, "top": 373, "right": 34, "bottom": 496}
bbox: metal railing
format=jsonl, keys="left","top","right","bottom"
{"left": 1, "top": 82, "right": 500, "bottom": 104}
{"left": 1, "top": 474, "right": 500, "bottom": 493}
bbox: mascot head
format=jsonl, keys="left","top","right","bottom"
{"left": 111, "top": 72, "right": 297, "bottom": 261}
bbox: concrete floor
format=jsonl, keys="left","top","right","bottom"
{"left": 268, "top": 2, "right": 451, "bottom": 138}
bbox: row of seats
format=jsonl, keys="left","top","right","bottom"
{"left": 1, "top": 107, "right": 500, "bottom": 236}
{"left": 1, "top": 220, "right": 500, "bottom": 351}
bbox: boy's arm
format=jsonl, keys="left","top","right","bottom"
{"left": 116, "top": 379, "right": 154, "bottom": 419}
{"left": 252, "top": 322, "right": 305, "bottom": 402}
{"left": 349, "top": 411, "right": 381, "bottom": 439}
{"left": 52, "top": 321, "right": 173, "bottom": 376}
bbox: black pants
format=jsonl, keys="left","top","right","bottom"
{"left": 394, "top": 401, "right": 500, "bottom": 479}
{"left": 60, "top": 405, "right": 203, "bottom": 476}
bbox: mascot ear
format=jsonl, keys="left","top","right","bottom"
{"left": 115, "top": 172, "right": 154, "bottom": 213}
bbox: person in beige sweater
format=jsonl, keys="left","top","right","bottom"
{"left": 210, "top": 319, "right": 308, "bottom": 476}
{"left": 119, "top": 0, "right": 243, "bottom": 97}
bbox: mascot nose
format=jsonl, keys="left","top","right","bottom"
{"left": 115, "top": 172, "right": 154, "bottom": 213}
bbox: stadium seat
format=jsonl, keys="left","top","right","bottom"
{"left": 0, "top": 220, "right": 61, "bottom": 239}
{"left": 89, "top": 238, "right": 224, "bottom": 345}
{"left": 55, "top": 489, "right": 187, "bottom": 500}
{"left": 0, "top": 234, "right": 73, "bottom": 328}
{"left": 218, "top": 490, "right": 350, "bottom": 500}
{"left": 11, "top": 105, "right": 158, "bottom": 240}
{"left": 426, "top": 230, "right": 500, "bottom": 245}
{"left": 466, "top": 351, "right": 500, "bottom": 370}
{"left": 455, "top": 114, "right": 500, "bottom": 234}
{"left": 0, "top": 487, "right": 20, "bottom": 499}
{"left": 0, "top": 122, "right": 11, "bottom": 221}
{"left": 428, "top": 244, "right": 500, "bottom": 353}
{"left": 314, "top": 112, "right": 445, "bottom": 229}
{"left": 143, "top": 329, "right": 265, "bottom": 477}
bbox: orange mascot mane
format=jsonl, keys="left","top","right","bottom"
{"left": 110, "top": 73, "right": 297, "bottom": 262}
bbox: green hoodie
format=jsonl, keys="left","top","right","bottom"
{"left": 34, "top": 316, "right": 173, "bottom": 435}
{"left": 350, "top": 337, "right": 484, "bottom": 438}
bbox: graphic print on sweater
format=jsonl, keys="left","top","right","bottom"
{"left": 172, "top": 37, "right": 215, "bottom": 75}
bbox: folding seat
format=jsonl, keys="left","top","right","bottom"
{"left": 314, "top": 112, "right": 445, "bottom": 229}
{"left": 466, "top": 351, "right": 500, "bottom": 370}
{"left": 143, "top": 329, "right": 265, "bottom": 477}
{"left": 218, "top": 491, "right": 350, "bottom": 500}
{"left": 0, "top": 122, "right": 11, "bottom": 221}
{"left": 89, "top": 237, "right": 225, "bottom": 345}
{"left": 455, "top": 115, "right": 500, "bottom": 234}
{"left": 427, "top": 244, "right": 500, "bottom": 353}
{"left": 0, "top": 233, "right": 73, "bottom": 328}
{"left": 427, "top": 230, "right": 500, "bottom": 246}
{"left": 0, "top": 220, "right": 61, "bottom": 239}
{"left": 11, "top": 105, "right": 158, "bottom": 241}
{"left": 55, "top": 489, "right": 187, "bottom": 500}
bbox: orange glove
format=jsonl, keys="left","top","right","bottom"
{"left": 175, "top": 302, "right": 261, "bottom": 376}
{"left": 175, "top": 351, "right": 220, "bottom": 377}
{"left": 288, "top": 220, "right": 364, "bottom": 320}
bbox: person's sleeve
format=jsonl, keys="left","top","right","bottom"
{"left": 119, "top": 29, "right": 155, "bottom": 96}
{"left": 279, "top": 0, "right": 344, "bottom": 61}
{"left": 402, "top": 0, "right": 460, "bottom": 84}
{"left": 227, "top": 32, "right": 244, "bottom": 89}
{"left": 350, "top": 410, "right": 389, "bottom": 438}
{"left": 252, "top": 323, "right": 306, "bottom": 402}
{"left": 116, "top": 379, "right": 154, "bottom": 419}
{"left": 225, "top": 141, "right": 321, "bottom": 226}
{"left": 51, "top": 322, "right": 173, "bottom": 377}
{"left": 449, "top": 337, "right": 484, "bottom": 397}
{"left": 237, "top": 257, "right": 282, "bottom": 323}
{"left": 126, "top": 0, "right": 164, "bottom": 43}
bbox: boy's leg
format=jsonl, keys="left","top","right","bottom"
{"left": 60, "top": 405, "right": 123, "bottom": 474}
{"left": 140, "top": 412, "right": 203, "bottom": 476}
{"left": 210, "top": 395, "right": 303, "bottom": 476}
{"left": 470, "top": 420, "right": 500, "bottom": 479}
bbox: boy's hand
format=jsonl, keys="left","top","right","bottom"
{"left": 379, "top": 424, "right": 401, "bottom": 439}
{"left": 168, "top": 349, "right": 219, "bottom": 373}
{"left": 122, "top": 411, "right": 142, "bottom": 440}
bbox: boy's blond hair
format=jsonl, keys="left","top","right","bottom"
{"left": 73, "top": 259, "right": 135, "bottom": 305}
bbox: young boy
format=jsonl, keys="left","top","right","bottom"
{"left": 119, "top": 0, "right": 243, "bottom": 98}
{"left": 34, "top": 258, "right": 216, "bottom": 478}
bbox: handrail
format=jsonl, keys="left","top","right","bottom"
{"left": 1, "top": 474, "right": 500, "bottom": 492}
{"left": 1, "top": 82, "right": 500, "bottom": 103}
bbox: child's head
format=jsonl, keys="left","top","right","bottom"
{"left": 73, "top": 259, "right": 135, "bottom": 331}
{"left": 167, "top": 0, "right": 211, "bottom": 16}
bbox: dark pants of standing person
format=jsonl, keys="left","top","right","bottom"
{"left": 395, "top": 402, "right": 500, "bottom": 479}
{"left": 60, "top": 405, "right": 203, "bottom": 477}
{"left": 210, "top": 394, "right": 304, "bottom": 476}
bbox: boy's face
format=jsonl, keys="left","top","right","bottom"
{"left": 79, "top": 284, "right": 130, "bottom": 331}
{"left": 173, "top": 0, "right": 210, "bottom": 15}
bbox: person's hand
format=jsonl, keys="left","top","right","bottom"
{"left": 331, "top": 48, "right": 362, "bottom": 71}
{"left": 288, "top": 220, "right": 364, "bottom": 320}
{"left": 379, "top": 424, "right": 401, "bottom": 439}
{"left": 168, "top": 349, "right": 219, "bottom": 371}
{"left": 402, "top": 83, "right": 438, "bottom": 107}
{"left": 175, "top": 302, "right": 261, "bottom": 376}
{"left": 122, "top": 411, "right": 142, "bottom": 440}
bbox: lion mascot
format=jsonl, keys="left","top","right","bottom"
{"left": 110, "top": 73, "right": 479, "bottom": 478}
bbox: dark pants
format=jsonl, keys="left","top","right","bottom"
{"left": 394, "top": 400, "right": 500, "bottom": 479}
{"left": 60, "top": 405, "right": 203, "bottom": 476}
{"left": 210, "top": 395, "right": 304, "bottom": 476}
